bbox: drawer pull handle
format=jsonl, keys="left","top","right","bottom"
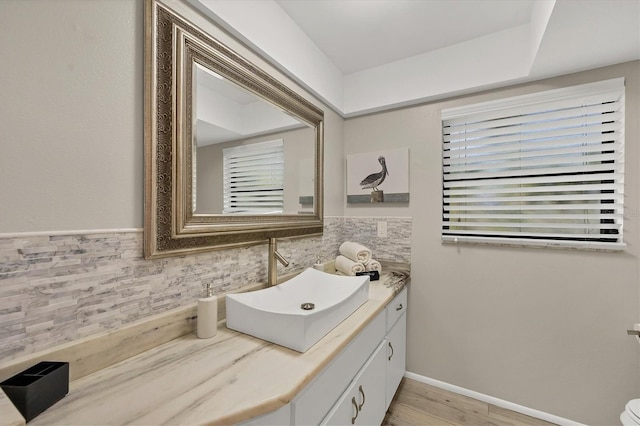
{"left": 351, "top": 397, "right": 358, "bottom": 424}
{"left": 396, "top": 303, "right": 403, "bottom": 311}
{"left": 388, "top": 341, "right": 394, "bottom": 361}
{"left": 358, "top": 385, "right": 366, "bottom": 410}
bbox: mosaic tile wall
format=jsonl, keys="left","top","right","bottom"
{"left": 341, "top": 217, "right": 412, "bottom": 263}
{"left": 0, "top": 216, "right": 410, "bottom": 362}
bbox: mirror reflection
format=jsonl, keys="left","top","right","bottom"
{"left": 193, "top": 64, "right": 315, "bottom": 215}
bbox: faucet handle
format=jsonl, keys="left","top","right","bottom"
{"left": 275, "top": 250, "right": 289, "bottom": 267}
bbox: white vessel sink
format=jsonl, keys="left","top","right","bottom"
{"left": 225, "top": 268, "right": 369, "bottom": 352}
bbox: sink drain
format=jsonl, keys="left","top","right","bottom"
{"left": 300, "top": 302, "right": 315, "bottom": 311}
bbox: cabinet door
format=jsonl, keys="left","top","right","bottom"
{"left": 385, "top": 312, "right": 406, "bottom": 408}
{"left": 356, "top": 342, "right": 387, "bottom": 426}
{"left": 321, "top": 342, "right": 387, "bottom": 426}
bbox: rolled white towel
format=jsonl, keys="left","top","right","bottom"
{"left": 365, "top": 259, "right": 382, "bottom": 273}
{"left": 339, "top": 241, "right": 372, "bottom": 263}
{"left": 335, "top": 255, "right": 365, "bottom": 276}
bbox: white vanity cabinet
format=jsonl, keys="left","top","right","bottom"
{"left": 240, "top": 286, "right": 408, "bottom": 426}
{"left": 292, "top": 312, "right": 386, "bottom": 425}
{"left": 319, "top": 287, "right": 408, "bottom": 426}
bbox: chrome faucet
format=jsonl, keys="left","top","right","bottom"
{"left": 268, "top": 237, "right": 289, "bottom": 286}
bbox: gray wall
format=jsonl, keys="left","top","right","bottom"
{"left": 0, "top": 0, "right": 344, "bottom": 233}
{"left": 344, "top": 61, "right": 640, "bottom": 425}
{"left": 0, "top": 0, "right": 144, "bottom": 232}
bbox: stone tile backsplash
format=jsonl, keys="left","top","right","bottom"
{"left": 341, "top": 217, "right": 412, "bottom": 263}
{"left": 0, "top": 216, "right": 410, "bottom": 362}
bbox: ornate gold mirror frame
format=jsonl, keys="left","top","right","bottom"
{"left": 144, "top": 0, "right": 324, "bottom": 259}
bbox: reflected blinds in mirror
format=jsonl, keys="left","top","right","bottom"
{"left": 223, "top": 140, "right": 284, "bottom": 214}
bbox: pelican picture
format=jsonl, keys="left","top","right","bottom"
{"left": 360, "top": 156, "right": 388, "bottom": 192}
{"left": 347, "top": 148, "right": 409, "bottom": 204}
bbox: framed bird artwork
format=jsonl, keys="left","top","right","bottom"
{"left": 346, "top": 148, "right": 409, "bottom": 203}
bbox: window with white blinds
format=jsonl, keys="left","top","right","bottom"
{"left": 441, "top": 78, "right": 625, "bottom": 250}
{"left": 223, "top": 139, "right": 284, "bottom": 214}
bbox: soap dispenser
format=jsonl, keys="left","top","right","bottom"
{"left": 313, "top": 256, "right": 324, "bottom": 271}
{"left": 197, "top": 283, "right": 217, "bottom": 339}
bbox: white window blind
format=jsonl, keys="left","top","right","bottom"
{"left": 441, "top": 78, "right": 625, "bottom": 250}
{"left": 223, "top": 139, "right": 284, "bottom": 214}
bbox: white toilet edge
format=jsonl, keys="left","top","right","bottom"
{"left": 628, "top": 399, "right": 640, "bottom": 424}
{"left": 622, "top": 411, "right": 637, "bottom": 426}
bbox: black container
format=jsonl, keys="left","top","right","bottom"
{"left": 356, "top": 270, "right": 380, "bottom": 281}
{"left": 0, "top": 361, "right": 69, "bottom": 422}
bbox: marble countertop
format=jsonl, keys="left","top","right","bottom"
{"left": 26, "top": 267, "right": 409, "bottom": 425}
{"left": 0, "top": 391, "right": 23, "bottom": 426}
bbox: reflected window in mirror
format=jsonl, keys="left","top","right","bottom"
{"left": 222, "top": 140, "right": 284, "bottom": 215}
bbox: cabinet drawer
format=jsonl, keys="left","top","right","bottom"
{"left": 292, "top": 311, "right": 386, "bottom": 425}
{"left": 385, "top": 287, "right": 407, "bottom": 332}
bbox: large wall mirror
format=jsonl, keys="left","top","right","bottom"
{"left": 144, "top": 0, "right": 324, "bottom": 258}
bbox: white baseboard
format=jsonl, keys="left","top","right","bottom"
{"left": 404, "top": 371, "right": 586, "bottom": 426}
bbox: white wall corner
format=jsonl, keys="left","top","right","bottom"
{"left": 527, "top": 0, "right": 556, "bottom": 71}
{"left": 528, "top": 0, "right": 640, "bottom": 78}
{"left": 187, "top": 0, "right": 345, "bottom": 114}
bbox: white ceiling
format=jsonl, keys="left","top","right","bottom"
{"left": 195, "top": 65, "right": 304, "bottom": 145}
{"left": 275, "top": 0, "right": 535, "bottom": 75}
{"left": 192, "top": 0, "right": 640, "bottom": 117}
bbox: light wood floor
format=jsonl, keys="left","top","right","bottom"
{"left": 382, "top": 378, "right": 557, "bottom": 426}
